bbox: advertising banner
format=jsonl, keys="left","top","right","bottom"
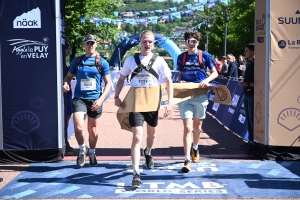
{"left": 254, "top": 0, "right": 268, "bottom": 144}
{"left": 220, "top": 80, "right": 244, "bottom": 129}
{"left": 268, "top": 0, "right": 300, "bottom": 146}
{"left": 0, "top": 0, "right": 60, "bottom": 150}
{"left": 206, "top": 78, "right": 229, "bottom": 115}
{"left": 229, "top": 97, "right": 248, "bottom": 140}
{"left": 255, "top": 0, "right": 300, "bottom": 146}
{"left": 214, "top": 80, "right": 238, "bottom": 123}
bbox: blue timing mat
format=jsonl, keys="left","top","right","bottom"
{"left": 0, "top": 161, "right": 299, "bottom": 199}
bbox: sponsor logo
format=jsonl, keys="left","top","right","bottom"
{"left": 7, "top": 37, "right": 49, "bottom": 59}
{"left": 231, "top": 94, "right": 240, "bottom": 107}
{"left": 115, "top": 163, "right": 227, "bottom": 194}
{"left": 256, "top": 14, "right": 265, "bottom": 31}
{"left": 255, "top": 14, "right": 265, "bottom": 37}
{"left": 278, "top": 40, "right": 286, "bottom": 49}
{"left": 278, "top": 10, "right": 300, "bottom": 24}
{"left": 278, "top": 39, "right": 300, "bottom": 49}
{"left": 13, "top": 7, "right": 41, "bottom": 28}
{"left": 257, "top": 36, "right": 264, "bottom": 43}
{"left": 238, "top": 114, "right": 245, "bottom": 123}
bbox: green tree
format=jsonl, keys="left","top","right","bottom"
{"left": 192, "top": 0, "right": 255, "bottom": 58}
{"left": 65, "top": 0, "right": 123, "bottom": 60}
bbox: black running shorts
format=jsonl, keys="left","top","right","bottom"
{"left": 129, "top": 111, "right": 159, "bottom": 127}
{"left": 72, "top": 98, "right": 102, "bottom": 119}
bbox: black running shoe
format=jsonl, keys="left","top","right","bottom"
{"left": 89, "top": 153, "right": 98, "bottom": 167}
{"left": 76, "top": 145, "right": 88, "bottom": 167}
{"left": 132, "top": 173, "right": 141, "bottom": 188}
{"left": 143, "top": 148, "right": 154, "bottom": 169}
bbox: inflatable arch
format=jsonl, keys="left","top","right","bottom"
{"left": 109, "top": 33, "right": 182, "bottom": 70}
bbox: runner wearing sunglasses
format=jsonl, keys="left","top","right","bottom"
{"left": 176, "top": 30, "right": 218, "bottom": 172}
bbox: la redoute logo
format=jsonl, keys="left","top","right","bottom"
{"left": 13, "top": 7, "right": 41, "bottom": 28}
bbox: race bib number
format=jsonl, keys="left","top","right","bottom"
{"left": 133, "top": 74, "right": 153, "bottom": 87}
{"left": 80, "top": 78, "right": 96, "bottom": 91}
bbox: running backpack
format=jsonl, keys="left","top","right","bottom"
{"left": 182, "top": 50, "right": 205, "bottom": 69}
{"left": 130, "top": 53, "right": 159, "bottom": 81}
{"left": 75, "top": 53, "right": 103, "bottom": 75}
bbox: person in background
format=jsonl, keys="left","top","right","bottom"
{"left": 214, "top": 57, "right": 222, "bottom": 76}
{"left": 220, "top": 56, "right": 228, "bottom": 78}
{"left": 237, "top": 55, "right": 247, "bottom": 79}
{"left": 114, "top": 30, "right": 173, "bottom": 188}
{"left": 239, "top": 43, "right": 255, "bottom": 153}
{"left": 63, "top": 42, "right": 73, "bottom": 156}
{"left": 226, "top": 53, "right": 238, "bottom": 79}
{"left": 176, "top": 30, "right": 218, "bottom": 173}
{"left": 62, "top": 34, "right": 112, "bottom": 167}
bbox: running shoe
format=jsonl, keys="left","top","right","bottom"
{"left": 143, "top": 148, "right": 154, "bottom": 169}
{"left": 89, "top": 153, "right": 98, "bottom": 167}
{"left": 132, "top": 173, "right": 142, "bottom": 188}
{"left": 76, "top": 145, "right": 88, "bottom": 167}
{"left": 191, "top": 148, "right": 200, "bottom": 163}
{"left": 181, "top": 159, "right": 191, "bottom": 173}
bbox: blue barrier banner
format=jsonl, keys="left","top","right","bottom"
{"left": 216, "top": 80, "right": 240, "bottom": 127}
{"left": 221, "top": 80, "right": 245, "bottom": 127}
{"left": 207, "top": 78, "right": 229, "bottom": 116}
{"left": 214, "top": 80, "right": 237, "bottom": 122}
{"left": 229, "top": 95, "right": 248, "bottom": 139}
{"left": 0, "top": 0, "right": 59, "bottom": 150}
{"left": 207, "top": 78, "right": 248, "bottom": 138}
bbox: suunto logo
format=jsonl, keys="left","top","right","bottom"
{"left": 278, "top": 10, "right": 300, "bottom": 24}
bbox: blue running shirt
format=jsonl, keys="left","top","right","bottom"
{"left": 69, "top": 55, "right": 110, "bottom": 99}
{"left": 177, "top": 51, "right": 215, "bottom": 83}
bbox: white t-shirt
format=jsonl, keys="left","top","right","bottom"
{"left": 120, "top": 53, "right": 172, "bottom": 87}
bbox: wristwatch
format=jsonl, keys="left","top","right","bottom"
{"left": 114, "top": 96, "right": 119, "bottom": 99}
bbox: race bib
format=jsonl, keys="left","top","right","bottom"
{"left": 133, "top": 74, "right": 153, "bottom": 87}
{"left": 80, "top": 78, "right": 96, "bottom": 90}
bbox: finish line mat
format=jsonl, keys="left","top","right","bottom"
{"left": 0, "top": 161, "right": 299, "bottom": 199}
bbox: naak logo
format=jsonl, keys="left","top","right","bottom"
{"left": 7, "top": 37, "right": 49, "bottom": 59}
{"left": 278, "top": 10, "right": 300, "bottom": 24}
{"left": 13, "top": 7, "right": 41, "bottom": 28}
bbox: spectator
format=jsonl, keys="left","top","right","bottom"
{"left": 214, "top": 57, "right": 222, "bottom": 75}
{"left": 237, "top": 55, "right": 247, "bottom": 79}
{"left": 239, "top": 43, "right": 255, "bottom": 153}
{"left": 226, "top": 54, "right": 238, "bottom": 79}
{"left": 220, "top": 56, "right": 229, "bottom": 77}
{"left": 62, "top": 34, "right": 112, "bottom": 167}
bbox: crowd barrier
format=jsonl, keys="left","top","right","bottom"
{"left": 68, "top": 71, "right": 249, "bottom": 141}
{"left": 171, "top": 71, "right": 249, "bottom": 141}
